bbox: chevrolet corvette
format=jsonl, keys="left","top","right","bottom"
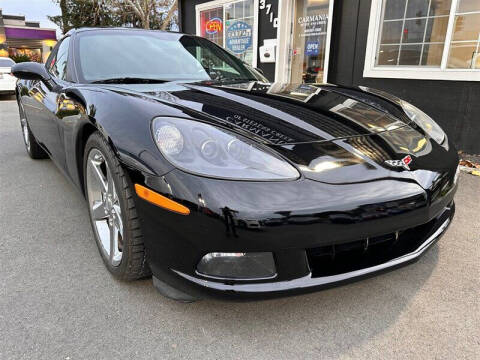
{"left": 12, "top": 28, "right": 458, "bottom": 301}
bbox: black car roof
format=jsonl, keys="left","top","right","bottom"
{"left": 65, "top": 27, "right": 180, "bottom": 37}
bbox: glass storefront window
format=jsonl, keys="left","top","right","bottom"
{"left": 289, "top": 0, "right": 332, "bottom": 84}
{"left": 373, "top": 0, "right": 479, "bottom": 71}
{"left": 199, "top": 7, "right": 224, "bottom": 47}
{"left": 364, "top": 0, "right": 480, "bottom": 80}
{"left": 197, "top": 0, "right": 255, "bottom": 66}
{"left": 376, "top": 0, "right": 452, "bottom": 67}
{"left": 456, "top": 0, "right": 480, "bottom": 13}
{"left": 447, "top": 0, "right": 480, "bottom": 69}
{"left": 8, "top": 48, "right": 42, "bottom": 62}
{"left": 225, "top": 0, "right": 254, "bottom": 65}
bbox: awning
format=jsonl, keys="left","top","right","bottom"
{"left": 4, "top": 27, "right": 56, "bottom": 41}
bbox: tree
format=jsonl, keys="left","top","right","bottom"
{"left": 48, "top": 0, "right": 123, "bottom": 33}
{"left": 59, "top": 0, "right": 68, "bottom": 32}
{"left": 110, "top": 0, "right": 178, "bottom": 30}
{"left": 49, "top": 0, "right": 178, "bottom": 34}
{"left": 159, "top": 1, "right": 177, "bottom": 30}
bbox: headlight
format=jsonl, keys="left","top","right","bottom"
{"left": 400, "top": 100, "right": 446, "bottom": 145}
{"left": 152, "top": 117, "right": 299, "bottom": 180}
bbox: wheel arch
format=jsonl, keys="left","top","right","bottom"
{"left": 76, "top": 122, "right": 98, "bottom": 196}
{"left": 76, "top": 120, "right": 124, "bottom": 195}
{"left": 69, "top": 86, "right": 176, "bottom": 195}
{"left": 68, "top": 87, "right": 119, "bottom": 196}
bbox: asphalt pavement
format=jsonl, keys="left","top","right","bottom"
{"left": 0, "top": 99, "right": 478, "bottom": 360}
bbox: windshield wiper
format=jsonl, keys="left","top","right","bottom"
{"left": 91, "top": 77, "right": 170, "bottom": 84}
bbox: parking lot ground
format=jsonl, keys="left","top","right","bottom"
{"left": 0, "top": 99, "right": 479, "bottom": 360}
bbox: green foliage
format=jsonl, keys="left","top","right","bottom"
{"left": 48, "top": 0, "right": 178, "bottom": 34}
{"left": 10, "top": 54, "right": 32, "bottom": 63}
{"left": 49, "top": 0, "right": 123, "bottom": 33}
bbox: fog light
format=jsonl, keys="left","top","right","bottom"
{"left": 196, "top": 252, "right": 276, "bottom": 280}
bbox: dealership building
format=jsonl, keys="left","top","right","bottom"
{"left": 0, "top": 9, "right": 57, "bottom": 63}
{"left": 179, "top": 0, "right": 480, "bottom": 153}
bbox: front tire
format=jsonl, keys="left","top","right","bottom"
{"left": 18, "top": 100, "right": 48, "bottom": 159}
{"left": 84, "top": 132, "right": 150, "bottom": 280}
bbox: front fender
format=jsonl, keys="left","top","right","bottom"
{"left": 62, "top": 86, "right": 180, "bottom": 192}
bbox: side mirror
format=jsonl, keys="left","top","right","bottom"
{"left": 11, "top": 62, "right": 51, "bottom": 82}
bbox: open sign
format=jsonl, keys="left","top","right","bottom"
{"left": 206, "top": 18, "right": 223, "bottom": 34}
{"left": 306, "top": 41, "right": 320, "bottom": 56}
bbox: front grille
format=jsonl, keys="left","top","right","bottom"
{"left": 307, "top": 208, "right": 452, "bottom": 278}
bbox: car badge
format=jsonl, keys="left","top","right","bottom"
{"left": 385, "top": 155, "right": 413, "bottom": 170}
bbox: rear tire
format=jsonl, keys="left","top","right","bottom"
{"left": 18, "top": 100, "right": 48, "bottom": 159}
{"left": 84, "top": 131, "right": 151, "bottom": 280}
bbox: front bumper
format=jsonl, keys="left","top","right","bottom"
{"left": 130, "top": 168, "right": 457, "bottom": 300}
{"left": 173, "top": 205, "right": 453, "bottom": 295}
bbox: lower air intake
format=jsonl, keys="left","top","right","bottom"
{"left": 307, "top": 206, "right": 453, "bottom": 278}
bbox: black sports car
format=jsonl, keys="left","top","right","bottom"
{"left": 12, "top": 28, "right": 458, "bottom": 301}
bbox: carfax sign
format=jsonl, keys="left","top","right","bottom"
{"left": 226, "top": 21, "right": 253, "bottom": 54}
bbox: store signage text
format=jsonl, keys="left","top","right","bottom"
{"left": 226, "top": 21, "right": 253, "bottom": 54}
{"left": 298, "top": 14, "right": 328, "bottom": 25}
{"left": 297, "top": 11, "right": 329, "bottom": 38}
{"left": 305, "top": 41, "right": 320, "bottom": 56}
{"left": 206, "top": 18, "right": 223, "bottom": 34}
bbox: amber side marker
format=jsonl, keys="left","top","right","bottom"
{"left": 134, "top": 184, "right": 190, "bottom": 215}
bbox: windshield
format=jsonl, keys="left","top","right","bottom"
{"left": 76, "top": 31, "right": 266, "bottom": 83}
{"left": 0, "top": 58, "right": 14, "bottom": 67}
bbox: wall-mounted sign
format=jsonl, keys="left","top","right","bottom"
{"left": 205, "top": 18, "right": 223, "bottom": 35}
{"left": 226, "top": 21, "right": 253, "bottom": 54}
{"left": 305, "top": 41, "right": 319, "bottom": 56}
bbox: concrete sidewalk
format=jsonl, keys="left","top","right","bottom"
{"left": 0, "top": 100, "right": 478, "bottom": 360}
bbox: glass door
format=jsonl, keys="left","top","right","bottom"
{"left": 287, "top": 0, "right": 334, "bottom": 84}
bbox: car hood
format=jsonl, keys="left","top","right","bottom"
{"left": 96, "top": 81, "right": 458, "bottom": 188}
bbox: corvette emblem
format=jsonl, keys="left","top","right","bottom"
{"left": 385, "top": 155, "right": 413, "bottom": 170}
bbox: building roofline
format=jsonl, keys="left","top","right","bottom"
{"left": 2, "top": 14, "right": 26, "bottom": 21}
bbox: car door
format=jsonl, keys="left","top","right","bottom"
{"left": 25, "top": 37, "right": 71, "bottom": 171}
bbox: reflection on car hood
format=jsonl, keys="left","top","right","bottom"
{"left": 106, "top": 81, "right": 412, "bottom": 145}
{"left": 100, "top": 81, "right": 457, "bottom": 187}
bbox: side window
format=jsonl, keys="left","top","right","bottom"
{"left": 48, "top": 37, "right": 71, "bottom": 80}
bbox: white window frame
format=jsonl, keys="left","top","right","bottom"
{"left": 196, "top": 0, "right": 259, "bottom": 68}
{"left": 364, "top": 0, "right": 480, "bottom": 81}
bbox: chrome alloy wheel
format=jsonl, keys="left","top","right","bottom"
{"left": 86, "top": 148, "right": 123, "bottom": 266}
{"left": 19, "top": 103, "right": 30, "bottom": 152}
{"left": 21, "top": 118, "right": 30, "bottom": 152}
